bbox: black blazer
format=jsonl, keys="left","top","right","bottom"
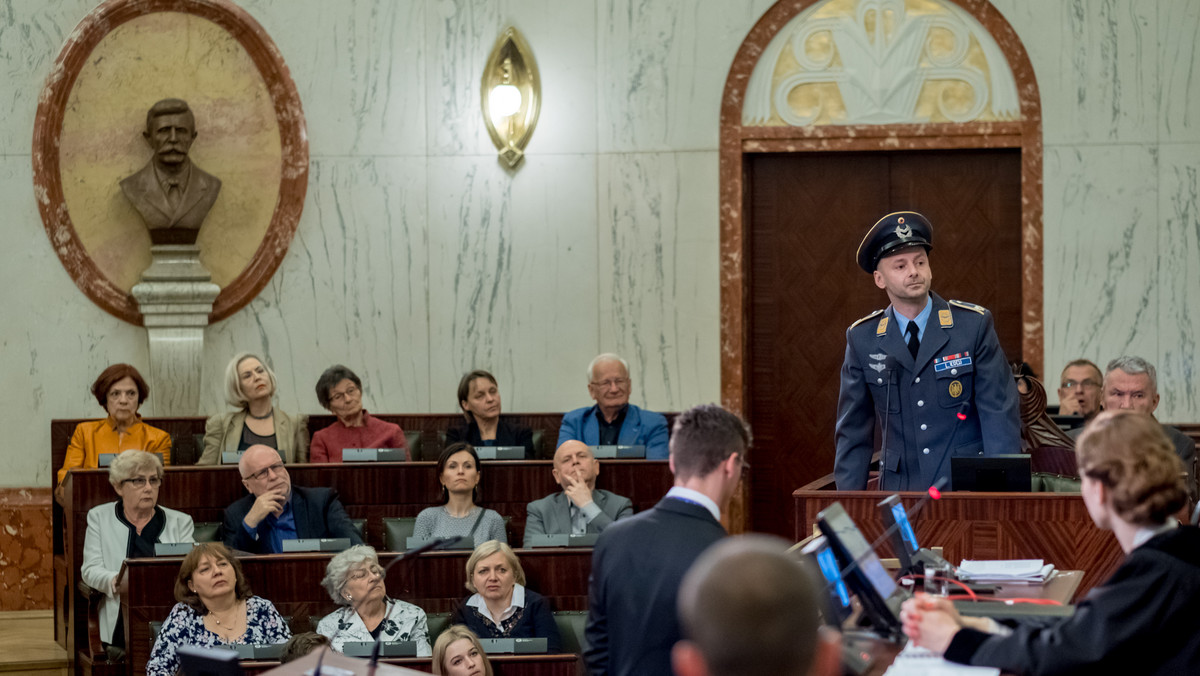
{"left": 221, "top": 485, "right": 363, "bottom": 554}
{"left": 584, "top": 497, "right": 726, "bottom": 676}
{"left": 446, "top": 418, "right": 535, "bottom": 459}
{"left": 451, "top": 587, "right": 562, "bottom": 653}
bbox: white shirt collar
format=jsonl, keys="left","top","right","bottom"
{"left": 1132, "top": 518, "right": 1179, "bottom": 550}
{"left": 666, "top": 486, "right": 721, "bottom": 521}
{"left": 465, "top": 583, "right": 526, "bottom": 629}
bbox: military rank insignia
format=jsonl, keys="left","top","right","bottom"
{"left": 877, "top": 316, "right": 888, "bottom": 336}
{"left": 934, "top": 352, "right": 972, "bottom": 372}
{"left": 938, "top": 309, "right": 953, "bottom": 327}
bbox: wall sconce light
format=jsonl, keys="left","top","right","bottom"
{"left": 482, "top": 27, "right": 540, "bottom": 169}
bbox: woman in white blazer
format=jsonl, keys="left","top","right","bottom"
{"left": 81, "top": 450, "right": 194, "bottom": 648}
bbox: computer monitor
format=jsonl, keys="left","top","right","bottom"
{"left": 951, "top": 455, "right": 1032, "bottom": 492}
{"left": 877, "top": 495, "right": 919, "bottom": 572}
{"left": 816, "top": 502, "right": 907, "bottom": 637}
{"left": 799, "top": 535, "right": 853, "bottom": 627}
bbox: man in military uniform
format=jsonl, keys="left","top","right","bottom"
{"left": 834, "top": 211, "right": 1020, "bottom": 491}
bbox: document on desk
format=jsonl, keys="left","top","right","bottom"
{"left": 884, "top": 644, "right": 1000, "bottom": 675}
{"left": 958, "top": 559, "right": 1054, "bottom": 583}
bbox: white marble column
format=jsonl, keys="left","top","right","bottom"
{"left": 131, "top": 245, "right": 220, "bottom": 416}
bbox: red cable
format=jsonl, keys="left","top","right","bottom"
{"left": 899, "top": 574, "right": 1065, "bottom": 606}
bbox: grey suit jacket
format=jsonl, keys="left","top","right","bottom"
{"left": 198, "top": 409, "right": 309, "bottom": 464}
{"left": 523, "top": 488, "right": 632, "bottom": 547}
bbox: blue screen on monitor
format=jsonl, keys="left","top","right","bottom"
{"left": 891, "top": 502, "right": 919, "bottom": 554}
{"left": 816, "top": 546, "right": 851, "bottom": 609}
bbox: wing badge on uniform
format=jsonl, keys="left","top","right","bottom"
{"left": 869, "top": 353, "right": 886, "bottom": 361}
{"left": 869, "top": 363, "right": 886, "bottom": 373}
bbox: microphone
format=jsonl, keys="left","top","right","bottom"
{"left": 313, "top": 537, "right": 461, "bottom": 676}
{"left": 879, "top": 357, "right": 898, "bottom": 489}
{"left": 928, "top": 402, "right": 972, "bottom": 487}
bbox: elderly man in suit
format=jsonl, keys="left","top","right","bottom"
{"left": 120, "top": 98, "right": 221, "bottom": 245}
{"left": 523, "top": 440, "right": 633, "bottom": 547}
{"left": 558, "top": 353, "right": 670, "bottom": 459}
{"left": 222, "top": 444, "right": 362, "bottom": 554}
{"left": 584, "top": 404, "right": 749, "bottom": 676}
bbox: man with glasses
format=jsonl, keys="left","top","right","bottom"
{"left": 558, "top": 353, "right": 670, "bottom": 459}
{"left": 1057, "top": 359, "right": 1103, "bottom": 435}
{"left": 222, "top": 444, "right": 363, "bottom": 553}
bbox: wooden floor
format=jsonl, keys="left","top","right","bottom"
{"left": 0, "top": 610, "right": 69, "bottom": 675}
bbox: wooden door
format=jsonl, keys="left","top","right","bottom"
{"left": 747, "top": 149, "right": 1022, "bottom": 536}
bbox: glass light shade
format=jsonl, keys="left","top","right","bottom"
{"left": 490, "top": 84, "right": 522, "bottom": 117}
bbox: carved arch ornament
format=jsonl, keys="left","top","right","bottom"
{"left": 32, "top": 0, "right": 308, "bottom": 325}
{"left": 719, "top": 0, "right": 1043, "bottom": 413}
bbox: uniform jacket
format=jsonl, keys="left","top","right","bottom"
{"left": 221, "top": 485, "right": 363, "bottom": 553}
{"left": 522, "top": 488, "right": 633, "bottom": 547}
{"left": 198, "top": 409, "right": 309, "bottom": 465}
{"left": 81, "top": 501, "right": 194, "bottom": 643}
{"left": 584, "top": 497, "right": 726, "bottom": 676}
{"left": 835, "top": 293, "right": 1020, "bottom": 491}
{"left": 558, "top": 404, "right": 669, "bottom": 460}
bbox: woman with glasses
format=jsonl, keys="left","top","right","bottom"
{"left": 316, "top": 546, "right": 431, "bottom": 655}
{"left": 81, "top": 450, "right": 193, "bottom": 652}
{"left": 310, "top": 365, "right": 409, "bottom": 463}
{"left": 198, "top": 353, "right": 309, "bottom": 464}
{"left": 447, "top": 369, "right": 534, "bottom": 459}
{"left": 57, "top": 364, "right": 171, "bottom": 497}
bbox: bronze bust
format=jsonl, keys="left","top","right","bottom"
{"left": 121, "top": 98, "right": 221, "bottom": 245}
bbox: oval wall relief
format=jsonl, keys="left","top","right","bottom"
{"left": 32, "top": 0, "right": 308, "bottom": 325}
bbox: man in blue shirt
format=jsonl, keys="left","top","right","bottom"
{"left": 222, "top": 444, "right": 362, "bottom": 553}
{"left": 834, "top": 211, "right": 1020, "bottom": 491}
{"left": 558, "top": 353, "right": 670, "bottom": 459}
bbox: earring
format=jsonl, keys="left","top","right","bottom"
{"left": 346, "top": 594, "right": 353, "bottom": 601}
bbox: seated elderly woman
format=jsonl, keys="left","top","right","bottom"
{"left": 146, "top": 542, "right": 290, "bottom": 676}
{"left": 447, "top": 370, "right": 534, "bottom": 458}
{"left": 450, "top": 541, "right": 561, "bottom": 651}
{"left": 316, "top": 545, "right": 430, "bottom": 654}
{"left": 414, "top": 443, "right": 506, "bottom": 546}
{"left": 310, "top": 365, "right": 409, "bottom": 462}
{"left": 81, "top": 450, "right": 193, "bottom": 650}
{"left": 902, "top": 410, "right": 1200, "bottom": 675}
{"left": 433, "top": 625, "right": 494, "bottom": 676}
{"left": 198, "top": 353, "right": 308, "bottom": 464}
{"left": 57, "top": 364, "right": 171, "bottom": 494}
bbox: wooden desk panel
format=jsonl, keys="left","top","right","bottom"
{"left": 121, "top": 550, "right": 591, "bottom": 676}
{"left": 252, "top": 650, "right": 578, "bottom": 676}
{"left": 794, "top": 489, "right": 1124, "bottom": 596}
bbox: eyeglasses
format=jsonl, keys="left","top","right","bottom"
{"left": 329, "top": 386, "right": 361, "bottom": 405}
{"left": 243, "top": 462, "right": 285, "bottom": 482}
{"left": 590, "top": 378, "right": 629, "bottom": 390}
{"left": 1061, "top": 379, "right": 1099, "bottom": 390}
{"left": 122, "top": 476, "right": 161, "bottom": 487}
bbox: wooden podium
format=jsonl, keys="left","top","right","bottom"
{"left": 793, "top": 481, "right": 1124, "bottom": 597}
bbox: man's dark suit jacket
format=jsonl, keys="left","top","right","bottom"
{"left": 221, "top": 485, "right": 363, "bottom": 554}
{"left": 584, "top": 496, "right": 725, "bottom": 676}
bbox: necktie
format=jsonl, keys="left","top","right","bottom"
{"left": 906, "top": 322, "right": 920, "bottom": 359}
{"left": 166, "top": 179, "right": 181, "bottom": 211}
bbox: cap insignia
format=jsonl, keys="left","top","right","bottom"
{"left": 895, "top": 224, "right": 912, "bottom": 238}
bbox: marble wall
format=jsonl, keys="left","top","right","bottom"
{"left": 0, "top": 0, "right": 1197, "bottom": 496}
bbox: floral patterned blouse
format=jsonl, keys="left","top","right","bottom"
{"left": 316, "top": 597, "right": 432, "bottom": 656}
{"left": 145, "top": 596, "right": 291, "bottom": 676}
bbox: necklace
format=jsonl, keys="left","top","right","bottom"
{"left": 248, "top": 407, "right": 274, "bottom": 420}
{"left": 208, "top": 600, "right": 242, "bottom": 627}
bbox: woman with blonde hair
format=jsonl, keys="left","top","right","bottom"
{"left": 199, "top": 352, "right": 308, "bottom": 464}
{"left": 433, "top": 625, "right": 493, "bottom": 676}
{"left": 450, "top": 540, "right": 560, "bottom": 651}
{"left": 901, "top": 410, "right": 1200, "bottom": 674}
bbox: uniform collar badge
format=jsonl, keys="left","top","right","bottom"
{"left": 938, "top": 308, "right": 953, "bottom": 327}
{"left": 876, "top": 316, "right": 888, "bottom": 336}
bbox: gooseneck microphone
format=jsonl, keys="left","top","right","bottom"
{"left": 879, "top": 357, "right": 898, "bottom": 488}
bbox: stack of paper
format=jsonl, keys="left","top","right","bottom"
{"left": 884, "top": 643, "right": 1000, "bottom": 675}
{"left": 957, "top": 559, "right": 1055, "bottom": 584}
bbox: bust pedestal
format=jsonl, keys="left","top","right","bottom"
{"left": 131, "top": 244, "right": 219, "bottom": 415}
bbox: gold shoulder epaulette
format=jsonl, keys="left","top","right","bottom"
{"left": 849, "top": 308, "right": 884, "bottom": 329}
{"left": 949, "top": 300, "right": 986, "bottom": 315}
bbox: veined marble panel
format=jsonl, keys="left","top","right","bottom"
{"left": 597, "top": 0, "right": 775, "bottom": 153}
{"left": 0, "top": 156, "right": 149, "bottom": 487}
{"left": 203, "top": 157, "right": 431, "bottom": 417}
{"left": 1043, "top": 144, "right": 1159, "bottom": 407}
{"left": 1158, "top": 0, "right": 1200, "bottom": 143}
{"left": 425, "top": 154, "right": 599, "bottom": 414}
{"left": 427, "top": 0, "right": 598, "bottom": 157}
{"left": 238, "top": 0, "right": 427, "bottom": 157}
{"left": 991, "top": 0, "right": 1157, "bottom": 146}
{"left": 0, "top": 1, "right": 94, "bottom": 155}
{"left": 597, "top": 151, "right": 720, "bottom": 412}
{"left": 1157, "top": 143, "right": 1200, "bottom": 422}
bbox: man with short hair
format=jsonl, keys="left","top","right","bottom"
{"left": 523, "top": 440, "right": 633, "bottom": 547}
{"left": 673, "top": 535, "right": 841, "bottom": 676}
{"left": 559, "top": 353, "right": 670, "bottom": 459}
{"left": 1103, "top": 356, "right": 1196, "bottom": 493}
{"left": 584, "top": 404, "right": 749, "bottom": 676}
{"left": 835, "top": 211, "right": 1021, "bottom": 491}
{"left": 222, "top": 444, "right": 363, "bottom": 553}
{"left": 1058, "top": 358, "right": 1104, "bottom": 421}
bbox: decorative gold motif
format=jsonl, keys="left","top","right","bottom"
{"left": 481, "top": 27, "right": 541, "bottom": 169}
{"left": 949, "top": 380, "right": 963, "bottom": 398}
